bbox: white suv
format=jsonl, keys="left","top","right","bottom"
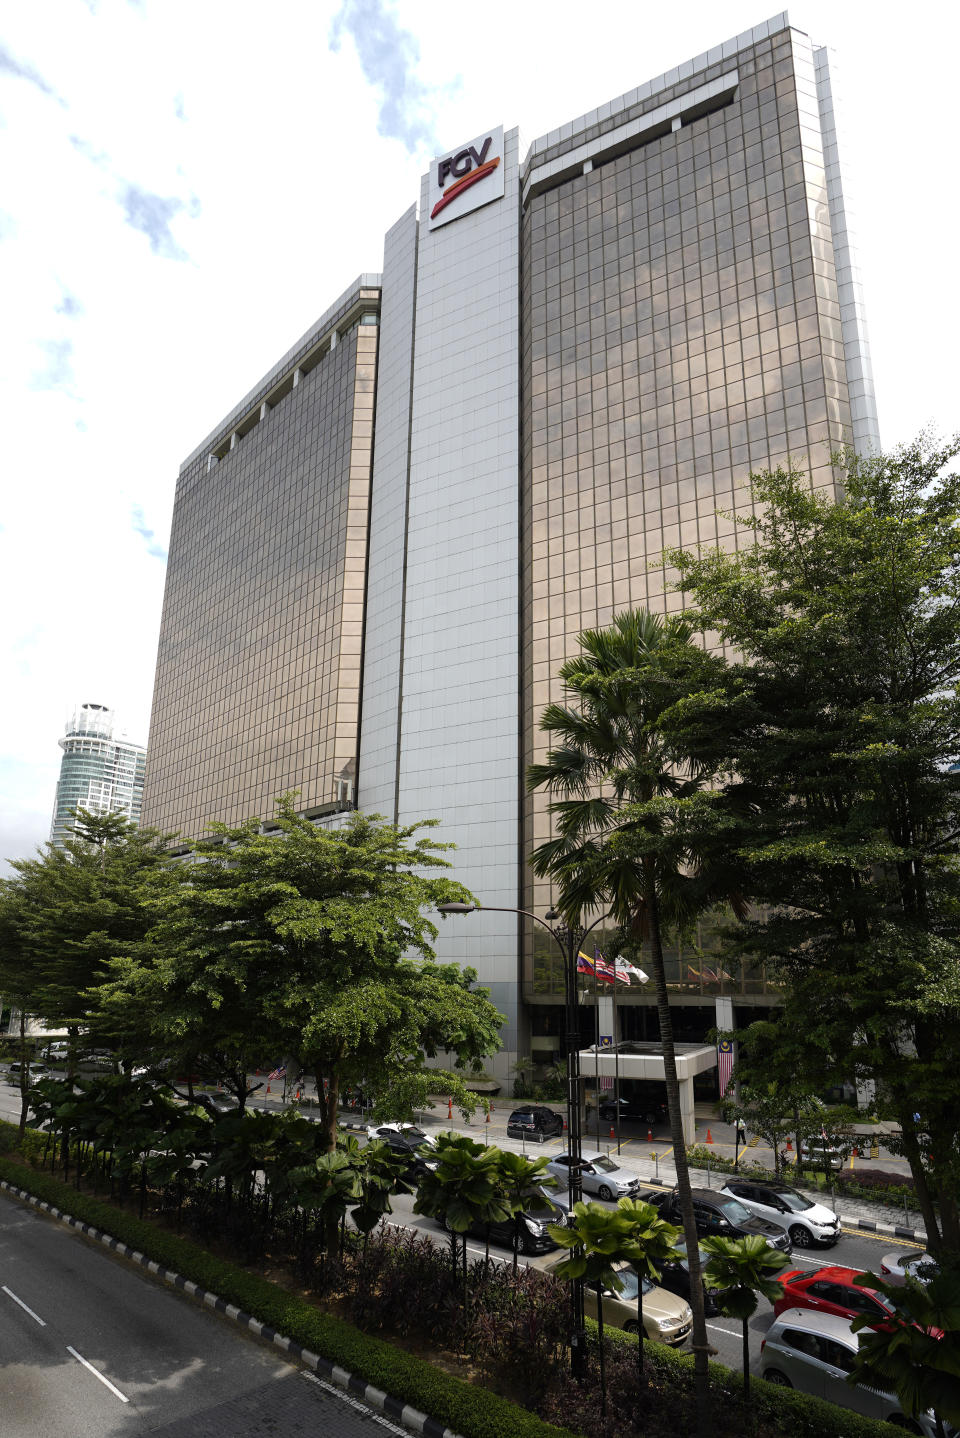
{"left": 721, "top": 1179, "right": 840, "bottom": 1248}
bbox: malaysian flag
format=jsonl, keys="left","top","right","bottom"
{"left": 717, "top": 1038, "right": 734, "bottom": 1096}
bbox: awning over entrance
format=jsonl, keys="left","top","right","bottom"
{"left": 577, "top": 1040, "right": 717, "bottom": 1145}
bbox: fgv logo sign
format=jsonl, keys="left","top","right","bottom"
{"left": 428, "top": 125, "right": 505, "bottom": 229}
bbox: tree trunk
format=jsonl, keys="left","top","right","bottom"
{"left": 742, "top": 1315, "right": 751, "bottom": 1412}
{"left": 637, "top": 1285, "right": 645, "bottom": 1391}
{"left": 898, "top": 1118, "right": 942, "bottom": 1252}
{"left": 644, "top": 872, "right": 712, "bottom": 1438}
{"left": 17, "top": 1007, "right": 28, "bottom": 1143}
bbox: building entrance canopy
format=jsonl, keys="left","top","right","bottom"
{"left": 577, "top": 1041, "right": 717, "bottom": 1145}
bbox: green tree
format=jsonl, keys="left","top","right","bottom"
{"left": 492, "top": 1148, "right": 557, "bottom": 1272}
{"left": 700, "top": 1233, "right": 787, "bottom": 1415}
{"left": 527, "top": 608, "right": 737, "bottom": 1433}
{"left": 667, "top": 439, "right": 960, "bottom": 1253}
{"left": 413, "top": 1133, "right": 507, "bottom": 1304}
{"left": 94, "top": 799, "right": 503, "bottom": 1151}
{"left": 2, "top": 809, "right": 176, "bottom": 1073}
{"left": 614, "top": 1195, "right": 683, "bottom": 1390}
{"left": 548, "top": 1199, "right": 653, "bottom": 1422}
{"left": 848, "top": 1267, "right": 960, "bottom": 1438}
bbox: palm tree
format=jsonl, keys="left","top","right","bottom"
{"left": 848, "top": 1267, "right": 960, "bottom": 1438}
{"left": 615, "top": 1195, "right": 684, "bottom": 1390}
{"left": 493, "top": 1148, "right": 557, "bottom": 1272}
{"left": 549, "top": 1199, "right": 657, "bottom": 1421}
{"left": 527, "top": 607, "right": 739, "bottom": 1435}
{"left": 700, "top": 1233, "right": 787, "bottom": 1415}
{"left": 413, "top": 1133, "right": 508, "bottom": 1307}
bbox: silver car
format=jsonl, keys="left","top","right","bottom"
{"left": 879, "top": 1251, "right": 939, "bottom": 1285}
{"left": 761, "top": 1308, "right": 944, "bottom": 1434}
{"left": 546, "top": 1150, "right": 641, "bottom": 1201}
{"left": 721, "top": 1179, "right": 840, "bottom": 1248}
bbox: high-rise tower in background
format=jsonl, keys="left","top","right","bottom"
{"left": 50, "top": 703, "right": 147, "bottom": 847}
{"left": 142, "top": 13, "right": 879, "bottom": 1082}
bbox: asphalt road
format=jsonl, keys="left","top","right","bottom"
{"left": 382, "top": 1186, "right": 926, "bottom": 1377}
{"left": 0, "top": 1193, "right": 413, "bottom": 1437}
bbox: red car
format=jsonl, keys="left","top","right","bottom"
{"left": 774, "top": 1266, "right": 942, "bottom": 1337}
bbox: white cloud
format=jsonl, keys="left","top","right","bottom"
{"left": 0, "top": 0, "right": 957, "bottom": 870}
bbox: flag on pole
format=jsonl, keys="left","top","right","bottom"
{"left": 614, "top": 958, "right": 649, "bottom": 985}
{"left": 577, "top": 952, "right": 596, "bottom": 975}
{"left": 593, "top": 952, "right": 617, "bottom": 984}
{"left": 717, "top": 1038, "right": 734, "bottom": 1096}
{"left": 268, "top": 1064, "right": 286, "bottom": 1081}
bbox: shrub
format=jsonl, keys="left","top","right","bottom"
{"left": 836, "top": 1167, "right": 915, "bottom": 1194}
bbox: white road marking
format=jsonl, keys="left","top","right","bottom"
{"left": 2, "top": 1285, "right": 46, "bottom": 1326}
{"left": 706, "top": 1322, "right": 742, "bottom": 1337}
{"left": 66, "top": 1346, "right": 129, "bottom": 1403}
{"left": 301, "top": 1371, "right": 409, "bottom": 1435}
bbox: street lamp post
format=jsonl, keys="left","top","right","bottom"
{"left": 438, "top": 898, "right": 610, "bottom": 1382}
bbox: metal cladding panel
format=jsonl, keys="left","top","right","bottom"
{"left": 359, "top": 206, "right": 419, "bottom": 821}
{"left": 399, "top": 125, "right": 522, "bottom": 1051}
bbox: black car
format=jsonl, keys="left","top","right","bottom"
{"left": 453, "top": 1186, "right": 568, "bottom": 1255}
{"left": 660, "top": 1187, "right": 792, "bottom": 1254}
{"left": 506, "top": 1106, "right": 564, "bottom": 1141}
{"left": 366, "top": 1125, "right": 437, "bottom": 1177}
{"left": 656, "top": 1240, "right": 733, "bottom": 1317}
{"left": 598, "top": 1092, "right": 669, "bottom": 1125}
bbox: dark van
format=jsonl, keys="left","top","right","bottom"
{"left": 506, "top": 1105, "right": 564, "bottom": 1141}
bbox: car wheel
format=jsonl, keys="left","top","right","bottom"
{"left": 623, "top": 1320, "right": 640, "bottom": 1335}
{"left": 597, "top": 1184, "right": 614, "bottom": 1201}
{"left": 789, "top": 1224, "right": 813, "bottom": 1248}
{"left": 764, "top": 1370, "right": 792, "bottom": 1387}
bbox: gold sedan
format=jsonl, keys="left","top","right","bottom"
{"left": 545, "top": 1258, "right": 692, "bottom": 1346}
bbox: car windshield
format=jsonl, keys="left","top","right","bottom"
{"left": 716, "top": 1198, "right": 753, "bottom": 1224}
{"left": 527, "top": 1198, "right": 560, "bottom": 1220}
{"left": 594, "top": 1157, "right": 618, "bottom": 1173}
{"left": 775, "top": 1189, "right": 813, "bottom": 1212}
{"left": 614, "top": 1269, "right": 656, "bottom": 1301}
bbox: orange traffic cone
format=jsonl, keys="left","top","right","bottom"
{"left": 447, "top": 1097, "right": 452, "bottom": 1119}
{"left": 266, "top": 1081, "right": 272, "bottom": 1095}
{"left": 706, "top": 1128, "right": 713, "bottom": 1144}
{"left": 610, "top": 1126, "right": 615, "bottom": 1140}
{"left": 786, "top": 1137, "right": 793, "bottom": 1151}
{"left": 647, "top": 1128, "right": 653, "bottom": 1142}
{"left": 486, "top": 1108, "right": 491, "bottom": 1124}
{"left": 563, "top": 1116, "right": 568, "bottom": 1131}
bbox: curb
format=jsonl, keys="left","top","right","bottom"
{"left": 837, "top": 1213, "right": 927, "bottom": 1245}
{"left": 0, "top": 1178, "right": 462, "bottom": 1438}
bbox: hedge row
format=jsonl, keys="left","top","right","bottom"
{"left": 0, "top": 1153, "right": 576, "bottom": 1438}
{"left": 0, "top": 1136, "right": 908, "bottom": 1438}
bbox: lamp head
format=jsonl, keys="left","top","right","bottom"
{"left": 438, "top": 902, "right": 477, "bottom": 915}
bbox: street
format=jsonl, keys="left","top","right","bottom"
{"left": 0, "top": 1192, "right": 411, "bottom": 1437}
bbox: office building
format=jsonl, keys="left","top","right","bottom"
{"left": 50, "top": 703, "right": 147, "bottom": 847}
{"left": 142, "top": 13, "right": 879, "bottom": 1086}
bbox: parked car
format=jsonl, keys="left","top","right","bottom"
{"left": 505, "top": 1106, "right": 564, "bottom": 1142}
{"left": 658, "top": 1187, "right": 792, "bottom": 1253}
{"left": 721, "top": 1179, "right": 840, "bottom": 1248}
{"left": 879, "top": 1251, "right": 939, "bottom": 1286}
{"left": 654, "top": 1240, "right": 734, "bottom": 1317}
{"left": 6, "top": 1062, "right": 50, "bottom": 1084}
{"left": 774, "top": 1264, "right": 940, "bottom": 1335}
{"left": 760, "top": 1308, "right": 944, "bottom": 1434}
{"left": 799, "top": 1138, "right": 845, "bottom": 1169}
{"left": 449, "top": 1185, "right": 567, "bottom": 1254}
{"left": 598, "top": 1090, "right": 669, "bottom": 1126}
{"left": 41, "top": 1041, "right": 69, "bottom": 1063}
{"left": 546, "top": 1150, "right": 641, "bottom": 1201}
{"left": 195, "top": 1092, "right": 239, "bottom": 1117}
{"left": 545, "top": 1256, "right": 692, "bottom": 1344}
{"left": 365, "top": 1124, "right": 438, "bottom": 1177}
{"left": 365, "top": 1122, "right": 436, "bottom": 1146}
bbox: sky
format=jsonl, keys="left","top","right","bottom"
{"left": 1, "top": 0, "right": 957, "bottom": 869}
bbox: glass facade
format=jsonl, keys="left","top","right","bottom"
{"left": 50, "top": 703, "right": 146, "bottom": 847}
{"left": 520, "top": 26, "right": 852, "bottom": 999}
{"left": 142, "top": 297, "right": 379, "bottom": 839}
